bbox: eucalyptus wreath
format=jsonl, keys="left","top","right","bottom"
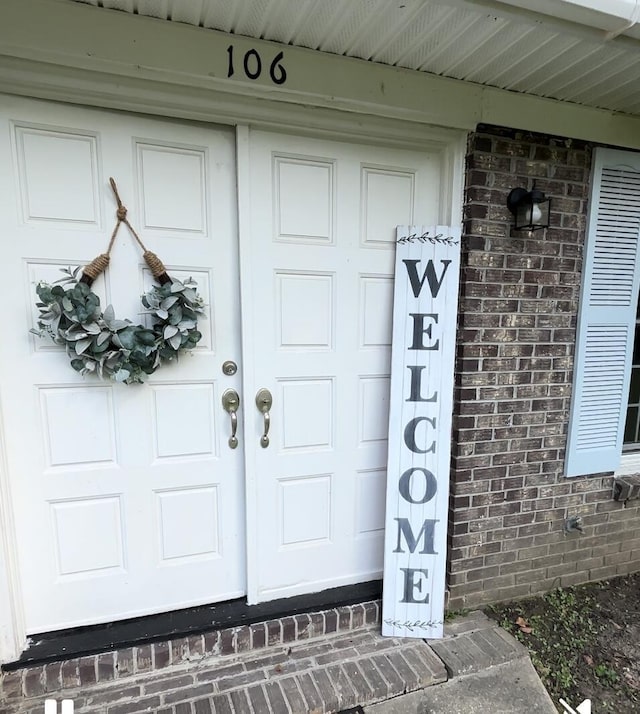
{"left": 31, "top": 267, "right": 205, "bottom": 384}
{"left": 30, "top": 177, "right": 208, "bottom": 383}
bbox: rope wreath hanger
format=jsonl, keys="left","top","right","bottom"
{"left": 31, "top": 178, "right": 205, "bottom": 384}
{"left": 80, "top": 178, "right": 171, "bottom": 287}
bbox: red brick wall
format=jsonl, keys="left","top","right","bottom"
{"left": 447, "top": 125, "right": 640, "bottom": 610}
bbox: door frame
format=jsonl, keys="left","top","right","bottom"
{"left": 0, "top": 93, "right": 465, "bottom": 665}
{"left": 0, "top": 391, "right": 26, "bottom": 665}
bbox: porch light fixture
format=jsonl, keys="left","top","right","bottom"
{"left": 506, "top": 184, "right": 551, "bottom": 231}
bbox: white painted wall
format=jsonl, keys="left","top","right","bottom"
{"left": 1, "top": 0, "right": 640, "bottom": 148}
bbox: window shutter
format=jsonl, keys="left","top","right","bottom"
{"left": 566, "top": 148, "right": 640, "bottom": 477}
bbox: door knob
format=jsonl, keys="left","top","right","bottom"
{"left": 255, "top": 388, "right": 273, "bottom": 448}
{"left": 222, "top": 389, "right": 240, "bottom": 449}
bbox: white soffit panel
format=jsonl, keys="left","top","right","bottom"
{"left": 69, "top": 0, "right": 640, "bottom": 117}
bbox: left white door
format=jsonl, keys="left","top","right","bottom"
{"left": 0, "top": 95, "right": 245, "bottom": 633}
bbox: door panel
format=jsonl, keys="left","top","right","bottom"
{"left": 0, "top": 96, "right": 245, "bottom": 632}
{"left": 244, "top": 130, "right": 445, "bottom": 602}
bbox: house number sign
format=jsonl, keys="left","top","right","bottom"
{"left": 226, "top": 45, "right": 287, "bottom": 85}
{"left": 382, "top": 225, "right": 461, "bottom": 639}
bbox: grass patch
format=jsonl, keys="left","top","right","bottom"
{"left": 490, "top": 588, "right": 600, "bottom": 701}
{"left": 489, "top": 587, "right": 601, "bottom": 700}
{"left": 486, "top": 578, "right": 640, "bottom": 711}
{"left": 444, "top": 607, "right": 471, "bottom": 621}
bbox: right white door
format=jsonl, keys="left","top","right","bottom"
{"left": 244, "top": 130, "right": 446, "bottom": 602}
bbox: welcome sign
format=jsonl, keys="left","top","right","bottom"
{"left": 382, "top": 225, "right": 461, "bottom": 639}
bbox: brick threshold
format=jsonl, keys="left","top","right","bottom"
{"left": 0, "top": 600, "right": 450, "bottom": 714}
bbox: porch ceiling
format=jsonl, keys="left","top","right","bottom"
{"left": 69, "top": 0, "right": 640, "bottom": 118}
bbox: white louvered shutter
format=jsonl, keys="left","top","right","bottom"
{"left": 566, "top": 148, "right": 640, "bottom": 477}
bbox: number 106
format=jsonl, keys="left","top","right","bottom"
{"left": 226, "top": 46, "right": 287, "bottom": 85}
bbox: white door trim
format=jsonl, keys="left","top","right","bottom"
{"left": 0, "top": 55, "right": 466, "bottom": 154}
{"left": 0, "top": 394, "right": 26, "bottom": 664}
{"left": 235, "top": 124, "right": 261, "bottom": 603}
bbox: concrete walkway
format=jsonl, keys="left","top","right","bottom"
{"left": 0, "top": 606, "right": 557, "bottom": 713}
{"left": 366, "top": 611, "right": 558, "bottom": 714}
{"left": 365, "top": 660, "right": 557, "bottom": 714}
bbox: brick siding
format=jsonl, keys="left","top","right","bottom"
{"left": 447, "top": 125, "right": 640, "bottom": 610}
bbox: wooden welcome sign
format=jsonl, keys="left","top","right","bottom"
{"left": 382, "top": 225, "right": 461, "bottom": 639}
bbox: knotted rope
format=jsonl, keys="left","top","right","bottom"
{"left": 81, "top": 177, "right": 171, "bottom": 286}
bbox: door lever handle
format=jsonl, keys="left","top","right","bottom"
{"left": 222, "top": 389, "right": 240, "bottom": 449}
{"left": 255, "top": 388, "right": 273, "bottom": 448}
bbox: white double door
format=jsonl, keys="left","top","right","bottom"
{"left": 0, "top": 96, "right": 445, "bottom": 632}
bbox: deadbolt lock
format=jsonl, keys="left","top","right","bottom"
{"left": 222, "top": 360, "right": 238, "bottom": 376}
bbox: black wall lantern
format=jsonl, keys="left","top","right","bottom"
{"left": 506, "top": 183, "right": 551, "bottom": 231}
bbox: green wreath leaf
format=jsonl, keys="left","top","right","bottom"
{"left": 32, "top": 269, "right": 205, "bottom": 384}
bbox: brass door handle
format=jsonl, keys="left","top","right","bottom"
{"left": 222, "top": 389, "right": 240, "bottom": 449}
{"left": 255, "top": 388, "right": 273, "bottom": 448}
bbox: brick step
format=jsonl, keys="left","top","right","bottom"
{"left": 2, "top": 625, "right": 447, "bottom": 714}
{"left": 1, "top": 601, "right": 451, "bottom": 713}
